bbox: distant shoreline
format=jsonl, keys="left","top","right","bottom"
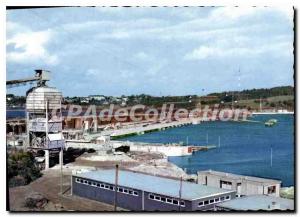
{"left": 252, "top": 111, "right": 294, "bottom": 115}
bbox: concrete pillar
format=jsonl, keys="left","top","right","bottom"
{"left": 45, "top": 150, "right": 50, "bottom": 170}
{"left": 93, "top": 118, "right": 98, "bottom": 133}
{"left": 59, "top": 148, "right": 63, "bottom": 166}
{"left": 75, "top": 118, "right": 83, "bottom": 129}
{"left": 84, "top": 120, "right": 89, "bottom": 131}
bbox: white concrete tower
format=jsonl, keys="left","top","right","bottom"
{"left": 26, "top": 70, "right": 64, "bottom": 169}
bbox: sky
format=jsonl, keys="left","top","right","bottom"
{"left": 6, "top": 7, "right": 294, "bottom": 97}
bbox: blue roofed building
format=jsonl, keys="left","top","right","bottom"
{"left": 216, "top": 195, "right": 294, "bottom": 211}
{"left": 71, "top": 169, "right": 236, "bottom": 211}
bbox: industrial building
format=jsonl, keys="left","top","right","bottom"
{"left": 216, "top": 195, "right": 294, "bottom": 211}
{"left": 72, "top": 169, "right": 236, "bottom": 211}
{"left": 25, "top": 70, "right": 64, "bottom": 170}
{"left": 7, "top": 70, "right": 65, "bottom": 170}
{"left": 197, "top": 170, "right": 281, "bottom": 197}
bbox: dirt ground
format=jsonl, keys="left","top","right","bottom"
{"left": 8, "top": 169, "right": 124, "bottom": 211}
{"left": 8, "top": 151, "right": 189, "bottom": 211}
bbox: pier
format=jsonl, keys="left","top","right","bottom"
{"left": 89, "top": 119, "right": 201, "bottom": 140}
{"left": 64, "top": 139, "right": 216, "bottom": 157}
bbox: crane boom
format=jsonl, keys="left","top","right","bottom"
{"left": 6, "top": 77, "right": 39, "bottom": 86}
{"left": 6, "top": 69, "right": 50, "bottom": 87}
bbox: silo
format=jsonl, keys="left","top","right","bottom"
{"left": 26, "top": 85, "right": 64, "bottom": 169}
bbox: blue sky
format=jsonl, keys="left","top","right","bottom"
{"left": 6, "top": 7, "right": 294, "bottom": 97}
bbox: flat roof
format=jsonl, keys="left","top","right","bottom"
{"left": 216, "top": 195, "right": 294, "bottom": 211}
{"left": 74, "top": 169, "right": 235, "bottom": 201}
{"left": 198, "top": 170, "right": 281, "bottom": 184}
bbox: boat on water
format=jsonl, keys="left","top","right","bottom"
{"left": 265, "top": 119, "right": 278, "bottom": 127}
{"left": 269, "top": 119, "right": 278, "bottom": 123}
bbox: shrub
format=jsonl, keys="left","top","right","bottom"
{"left": 8, "top": 150, "right": 42, "bottom": 187}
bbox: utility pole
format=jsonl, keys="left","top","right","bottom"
{"left": 114, "top": 164, "right": 119, "bottom": 211}
{"left": 45, "top": 100, "right": 49, "bottom": 170}
{"left": 178, "top": 177, "right": 183, "bottom": 211}
{"left": 60, "top": 98, "right": 63, "bottom": 196}
{"left": 45, "top": 100, "right": 48, "bottom": 148}
{"left": 60, "top": 146, "right": 63, "bottom": 195}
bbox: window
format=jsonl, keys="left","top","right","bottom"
{"left": 198, "top": 201, "right": 204, "bottom": 207}
{"left": 225, "top": 195, "right": 230, "bottom": 200}
{"left": 161, "top": 197, "right": 166, "bottom": 202}
{"left": 97, "top": 183, "right": 100, "bottom": 187}
{"left": 180, "top": 201, "right": 185, "bottom": 207}
{"left": 133, "top": 191, "right": 138, "bottom": 196}
{"left": 173, "top": 200, "right": 179, "bottom": 205}
{"left": 155, "top": 196, "right": 161, "bottom": 201}
{"left": 76, "top": 178, "right": 80, "bottom": 182}
{"left": 100, "top": 184, "right": 104, "bottom": 188}
{"left": 209, "top": 199, "right": 214, "bottom": 204}
{"left": 124, "top": 189, "right": 128, "bottom": 194}
{"left": 84, "top": 180, "right": 88, "bottom": 184}
{"left": 220, "top": 180, "right": 232, "bottom": 190}
{"left": 204, "top": 200, "right": 209, "bottom": 205}
{"left": 104, "top": 185, "right": 109, "bottom": 189}
{"left": 221, "top": 197, "right": 225, "bottom": 201}
{"left": 109, "top": 186, "right": 114, "bottom": 191}
{"left": 118, "top": 188, "right": 123, "bottom": 192}
{"left": 268, "top": 186, "right": 276, "bottom": 194}
{"left": 88, "top": 181, "right": 92, "bottom": 185}
{"left": 215, "top": 198, "right": 220, "bottom": 202}
{"left": 220, "top": 180, "right": 232, "bottom": 185}
{"left": 149, "top": 194, "right": 154, "bottom": 199}
{"left": 129, "top": 190, "right": 133, "bottom": 195}
{"left": 92, "top": 182, "right": 97, "bottom": 186}
{"left": 80, "top": 179, "right": 83, "bottom": 183}
{"left": 166, "top": 198, "right": 172, "bottom": 203}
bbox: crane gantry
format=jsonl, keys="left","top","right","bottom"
{"left": 6, "top": 69, "right": 50, "bottom": 88}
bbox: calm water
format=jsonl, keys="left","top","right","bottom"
{"left": 6, "top": 109, "right": 26, "bottom": 119}
{"left": 119, "top": 115, "right": 294, "bottom": 187}
{"left": 7, "top": 109, "right": 294, "bottom": 186}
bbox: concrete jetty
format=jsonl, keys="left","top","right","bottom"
{"left": 112, "top": 141, "right": 216, "bottom": 157}
{"left": 64, "top": 139, "right": 216, "bottom": 157}
{"left": 99, "top": 119, "right": 197, "bottom": 139}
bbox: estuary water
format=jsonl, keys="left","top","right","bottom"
{"left": 119, "top": 115, "right": 294, "bottom": 187}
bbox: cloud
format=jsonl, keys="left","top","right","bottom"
{"left": 6, "top": 7, "right": 293, "bottom": 96}
{"left": 86, "top": 68, "right": 99, "bottom": 76}
{"left": 183, "top": 7, "right": 293, "bottom": 61}
{"left": 134, "top": 52, "right": 150, "bottom": 61}
{"left": 210, "top": 7, "right": 258, "bottom": 20}
{"left": 146, "top": 59, "right": 168, "bottom": 76}
{"left": 6, "top": 24, "right": 58, "bottom": 65}
{"left": 275, "top": 7, "right": 294, "bottom": 23}
{"left": 184, "top": 40, "right": 292, "bottom": 60}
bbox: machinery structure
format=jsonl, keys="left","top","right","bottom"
{"left": 7, "top": 70, "right": 64, "bottom": 169}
